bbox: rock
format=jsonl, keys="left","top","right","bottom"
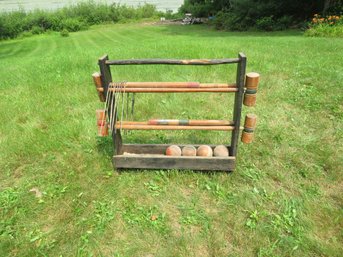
{"left": 196, "top": 145, "right": 213, "bottom": 157}
{"left": 182, "top": 145, "right": 196, "bottom": 156}
{"left": 213, "top": 145, "right": 229, "bottom": 157}
{"left": 166, "top": 145, "right": 181, "bottom": 156}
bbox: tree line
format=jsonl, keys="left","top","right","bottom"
{"left": 179, "top": 0, "right": 343, "bottom": 30}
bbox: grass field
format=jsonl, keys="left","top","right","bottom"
{"left": 0, "top": 23, "right": 342, "bottom": 256}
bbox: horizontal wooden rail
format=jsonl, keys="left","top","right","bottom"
{"left": 98, "top": 87, "right": 238, "bottom": 93}
{"left": 109, "top": 82, "right": 236, "bottom": 88}
{"left": 114, "top": 124, "right": 239, "bottom": 131}
{"left": 116, "top": 120, "right": 234, "bottom": 126}
{"left": 147, "top": 119, "right": 234, "bottom": 126}
{"left": 105, "top": 58, "right": 240, "bottom": 65}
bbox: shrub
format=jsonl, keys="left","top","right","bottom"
{"left": 275, "top": 15, "right": 293, "bottom": 30}
{"left": 19, "top": 31, "right": 33, "bottom": 38}
{"left": 255, "top": 16, "right": 274, "bottom": 31}
{"left": 60, "top": 18, "right": 87, "bottom": 32}
{"left": 0, "top": 2, "right": 161, "bottom": 40}
{"left": 60, "top": 28, "right": 69, "bottom": 37}
{"left": 304, "top": 14, "right": 343, "bottom": 37}
{"left": 31, "top": 25, "right": 44, "bottom": 34}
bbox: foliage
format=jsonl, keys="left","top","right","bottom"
{"left": 180, "top": 0, "right": 343, "bottom": 31}
{"left": 0, "top": 1, "right": 162, "bottom": 39}
{"left": 305, "top": 14, "right": 343, "bottom": 37}
{"left": 60, "top": 28, "right": 69, "bottom": 37}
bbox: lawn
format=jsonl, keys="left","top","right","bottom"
{"left": 0, "top": 23, "right": 342, "bottom": 256}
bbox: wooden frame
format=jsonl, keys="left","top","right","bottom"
{"left": 96, "top": 53, "right": 249, "bottom": 171}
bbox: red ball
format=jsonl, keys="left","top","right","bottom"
{"left": 196, "top": 145, "right": 213, "bottom": 157}
{"left": 166, "top": 145, "right": 181, "bottom": 156}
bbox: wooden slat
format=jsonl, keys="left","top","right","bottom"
{"left": 114, "top": 124, "right": 236, "bottom": 131}
{"left": 106, "top": 58, "right": 240, "bottom": 66}
{"left": 102, "top": 87, "right": 238, "bottom": 93}
{"left": 120, "top": 144, "right": 231, "bottom": 155}
{"left": 109, "top": 82, "right": 236, "bottom": 88}
{"left": 113, "top": 155, "right": 235, "bottom": 171}
{"left": 147, "top": 119, "right": 233, "bottom": 126}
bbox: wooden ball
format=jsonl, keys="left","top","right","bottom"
{"left": 197, "top": 145, "right": 213, "bottom": 157}
{"left": 213, "top": 145, "right": 229, "bottom": 157}
{"left": 166, "top": 145, "right": 181, "bottom": 156}
{"left": 182, "top": 145, "right": 196, "bottom": 156}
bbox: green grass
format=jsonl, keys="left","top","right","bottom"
{"left": 0, "top": 23, "right": 342, "bottom": 256}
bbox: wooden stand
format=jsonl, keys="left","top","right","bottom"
{"left": 93, "top": 53, "right": 259, "bottom": 171}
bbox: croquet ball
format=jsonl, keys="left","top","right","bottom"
{"left": 213, "top": 145, "right": 229, "bottom": 157}
{"left": 166, "top": 145, "right": 181, "bottom": 156}
{"left": 197, "top": 145, "right": 213, "bottom": 157}
{"left": 182, "top": 145, "right": 196, "bottom": 156}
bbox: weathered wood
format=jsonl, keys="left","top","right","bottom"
{"left": 113, "top": 155, "right": 236, "bottom": 171}
{"left": 109, "top": 82, "right": 236, "bottom": 88}
{"left": 148, "top": 119, "right": 233, "bottom": 126}
{"left": 241, "top": 114, "right": 257, "bottom": 144}
{"left": 245, "top": 72, "right": 260, "bottom": 89}
{"left": 106, "top": 58, "right": 240, "bottom": 66}
{"left": 241, "top": 131, "right": 254, "bottom": 144}
{"left": 114, "top": 130, "right": 123, "bottom": 155}
{"left": 98, "top": 55, "right": 112, "bottom": 95}
{"left": 121, "top": 144, "right": 231, "bottom": 155}
{"left": 101, "top": 87, "right": 238, "bottom": 93}
{"left": 243, "top": 72, "right": 260, "bottom": 107}
{"left": 243, "top": 93, "right": 257, "bottom": 107}
{"left": 92, "top": 72, "right": 106, "bottom": 102}
{"left": 230, "top": 53, "right": 247, "bottom": 156}
{"left": 244, "top": 114, "right": 257, "bottom": 129}
{"left": 114, "top": 124, "right": 236, "bottom": 131}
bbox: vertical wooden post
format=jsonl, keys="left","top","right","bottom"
{"left": 230, "top": 53, "right": 246, "bottom": 157}
{"left": 98, "top": 55, "right": 112, "bottom": 97}
{"left": 98, "top": 55, "right": 119, "bottom": 153}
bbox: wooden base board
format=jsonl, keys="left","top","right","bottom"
{"left": 113, "top": 144, "right": 235, "bottom": 171}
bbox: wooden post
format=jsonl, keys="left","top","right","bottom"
{"left": 92, "top": 72, "right": 106, "bottom": 102}
{"left": 98, "top": 55, "right": 112, "bottom": 96}
{"left": 230, "top": 53, "right": 246, "bottom": 157}
{"left": 243, "top": 72, "right": 260, "bottom": 107}
{"left": 241, "top": 114, "right": 257, "bottom": 144}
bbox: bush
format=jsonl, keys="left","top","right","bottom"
{"left": 256, "top": 16, "right": 274, "bottom": 31}
{"left": 275, "top": 15, "right": 293, "bottom": 30}
{"left": 0, "top": 2, "right": 161, "bottom": 40}
{"left": 31, "top": 25, "right": 44, "bottom": 34}
{"left": 60, "top": 18, "right": 87, "bottom": 32}
{"left": 60, "top": 29, "right": 69, "bottom": 37}
{"left": 19, "top": 31, "right": 33, "bottom": 38}
{"left": 304, "top": 14, "right": 343, "bottom": 37}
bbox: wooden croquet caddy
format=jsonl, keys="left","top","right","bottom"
{"left": 92, "top": 53, "right": 259, "bottom": 171}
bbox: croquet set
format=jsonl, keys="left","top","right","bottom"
{"left": 92, "top": 53, "right": 259, "bottom": 171}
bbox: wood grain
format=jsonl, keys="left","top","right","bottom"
{"left": 106, "top": 58, "right": 240, "bottom": 65}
